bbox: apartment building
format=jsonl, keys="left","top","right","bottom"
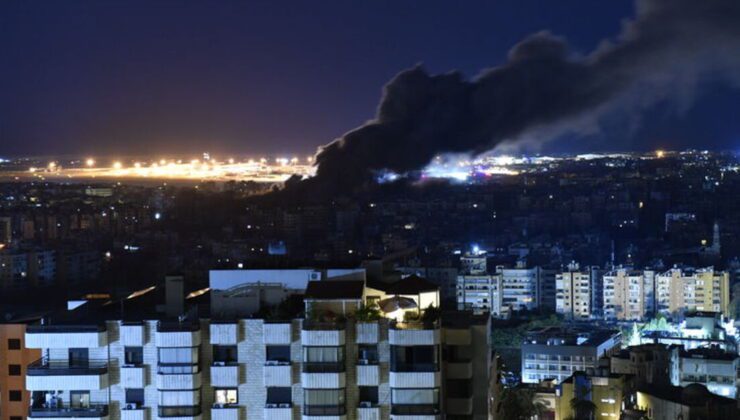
{"left": 456, "top": 274, "right": 502, "bottom": 316}
{"left": 22, "top": 270, "right": 491, "bottom": 420}
{"left": 521, "top": 327, "right": 621, "bottom": 384}
{"left": 602, "top": 268, "right": 655, "bottom": 321}
{"left": 656, "top": 267, "right": 730, "bottom": 317}
{"left": 555, "top": 262, "right": 592, "bottom": 319}
{"left": 678, "top": 347, "right": 738, "bottom": 398}
{"left": 555, "top": 369, "right": 627, "bottom": 420}
{"left": 0, "top": 323, "right": 41, "bottom": 420}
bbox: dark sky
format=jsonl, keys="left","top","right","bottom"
{"left": 1, "top": 0, "right": 738, "bottom": 158}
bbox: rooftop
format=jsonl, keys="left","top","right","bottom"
{"left": 304, "top": 280, "right": 364, "bottom": 300}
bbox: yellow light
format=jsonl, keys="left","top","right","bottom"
{"left": 656, "top": 150, "right": 665, "bottom": 158}
{"left": 48, "top": 162, "right": 56, "bottom": 169}
{"left": 228, "top": 158, "right": 235, "bottom": 164}
{"left": 29, "top": 167, "right": 37, "bottom": 173}
{"left": 86, "top": 158, "right": 95, "bottom": 167}
{"left": 159, "top": 159, "right": 166, "bottom": 165}
{"left": 134, "top": 162, "right": 142, "bottom": 169}
{"left": 113, "top": 161, "right": 122, "bottom": 170}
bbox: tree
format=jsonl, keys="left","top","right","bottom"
{"left": 497, "top": 387, "right": 548, "bottom": 420}
{"left": 568, "top": 384, "right": 596, "bottom": 420}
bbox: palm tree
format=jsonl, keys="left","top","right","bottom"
{"left": 498, "top": 387, "right": 548, "bottom": 420}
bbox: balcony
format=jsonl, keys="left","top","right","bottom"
{"left": 264, "top": 322, "right": 293, "bottom": 345}
{"left": 210, "top": 322, "right": 238, "bottom": 345}
{"left": 389, "top": 322, "right": 439, "bottom": 346}
{"left": 120, "top": 408, "right": 147, "bottom": 420}
{"left": 445, "top": 361, "right": 473, "bottom": 379}
{"left": 264, "top": 405, "right": 293, "bottom": 420}
{"left": 156, "top": 321, "right": 201, "bottom": 347}
{"left": 301, "top": 362, "right": 346, "bottom": 388}
{"left": 357, "top": 406, "right": 381, "bottom": 420}
{"left": 29, "top": 404, "right": 109, "bottom": 419}
{"left": 356, "top": 364, "right": 380, "bottom": 386}
{"left": 301, "top": 321, "right": 345, "bottom": 346}
{"left": 121, "top": 366, "right": 146, "bottom": 388}
{"left": 156, "top": 371, "right": 202, "bottom": 390}
{"left": 390, "top": 405, "right": 440, "bottom": 419}
{"left": 26, "top": 359, "right": 109, "bottom": 390}
{"left": 26, "top": 325, "right": 107, "bottom": 349}
{"left": 120, "top": 322, "right": 145, "bottom": 346}
{"left": 303, "top": 405, "right": 346, "bottom": 420}
{"left": 210, "top": 363, "right": 239, "bottom": 387}
{"left": 446, "top": 397, "right": 473, "bottom": 415}
{"left": 210, "top": 406, "right": 239, "bottom": 420}
{"left": 389, "top": 371, "right": 441, "bottom": 388}
{"left": 157, "top": 406, "right": 201, "bottom": 419}
{"left": 356, "top": 323, "right": 379, "bottom": 344}
{"left": 264, "top": 363, "right": 293, "bottom": 387}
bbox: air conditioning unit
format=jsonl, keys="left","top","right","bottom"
{"left": 359, "top": 401, "right": 373, "bottom": 408}
{"left": 122, "top": 364, "right": 134, "bottom": 368}
{"left": 125, "top": 404, "right": 138, "bottom": 410}
{"left": 266, "top": 404, "right": 278, "bottom": 408}
{"left": 214, "top": 361, "right": 225, "bottom": 366}
{"left": 358, "top": 359, "right": 369, "bottom": 365}
{"left": 278, "top": 403, "right": 291, "bottom": 408}
{"left": 266, "top": 360, "right": 278, "bottom": 366}
{"left": 310, "top": 272, "right": 321, "bottom": 280}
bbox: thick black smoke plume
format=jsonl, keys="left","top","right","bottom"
{"left": 305, "top": 0, "right": 740, "bottom": 194}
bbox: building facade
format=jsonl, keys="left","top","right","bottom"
{"left": 602, "top": 268, "right": 655, "bottom": 321}
{"left": 656, "top": 267, "right": 730, "bottom": 316}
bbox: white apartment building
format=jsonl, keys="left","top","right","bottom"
{"left": 555, "top": 263, "right": 592, "bottom": 319}
{"left": 456, "top": 275, "right": 502, "bottom": 316}
{"left": 602, "top": 268, "right": 655, "bottom": 321}
{"left": 24, "top": 271, "right": 491, "bottom": 420}
{"left": 679, "top": 348, "right": 739, "bottom": 398}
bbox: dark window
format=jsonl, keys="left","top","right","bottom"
{"left": 8, "top": 364, "right": 21, "bottom": 376}
{"left": 359, "top": 386, "right": 378, "bottom": 405}
{"left": 10, "top": 416, "right": 22, "bottom": 420}
{"left": 266, "top": 387, "right": 292, "bottom": 405}
{"left": 9, "top": 390, "right": 22, "bottom": 401}
{"left": 266, "top": 345, "right": 291, "bottom": 363}
{"left": 7, "top": 339, "right": 20, "bottom": 350}
{"left": 213, "top": 345, "right": 237, "bottom": 364}
{"left": 446, "top": 380, "right": 472, "bottom": 398}
{"left": 68, "top": 348, "right": 89, "bottom": 367}
{"left": 358, "top": 345, "right": 378, "bottom": 364}
{"left": 390, "top": 345, "right": 438, "bottom": 372}
{"left": 125, "top": 347, "right": 144, "bottom": 366}
{"left": 126, "top": 389, "right": 144, "bottom": 405}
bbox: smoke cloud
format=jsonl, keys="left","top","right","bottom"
{"left": 306, "top": 0, "right": 740, "bottom": 194}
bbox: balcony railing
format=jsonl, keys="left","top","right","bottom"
{"left": 30, "top": 404, "right": 109, "bottom": 418}
{"left": 158, "top": 406, "right": 202, "bottom": 417}
{"left": 390, "top": 362, "right": 438, "bottom": 372}
{"left": 391, "top": 405, "right": 440, "bottom": 415}
{"left": 303, "top": 361, "right": 345, "bottom": 373}
{"left": 157, "top": 320, "right": 200, "bottom": 332}
{"left": 303, "top": 405, "right": 346, "bottom": 416}
{"left": 390, "top": 320, "right": 439, "bottom": 330}
{"left": 26, "top": 325, "right": 106, "bottom": 333}
{"left": 28, "top": 358, "right": 108, "bottom": 376}
{"left": 158, "top": 363, "right": 199, "bottom": 374}
{"left": 302, "top": 321, "right": 345, "bottom": 331}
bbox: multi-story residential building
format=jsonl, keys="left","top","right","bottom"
{"left": 635, "top": 383, "right": 739, "bottom": 419}
{"left": 0, "top": 248, "right": 56, "bottom": 290}
{"left": 456, "top": 274, "right": 502, "bottom": 316}
{"left": 555, "top": 262, "right": 592, "bottom": 319}
{"left": 22, "top": 270, "right": 491, "bottom": 420}
{"left": 496, "top": 262, "right": 539, "bottom": 313}
{"left": 679, "top": 347, "right": 738, "bottom": 398}
{"left": 603, "top": 268, "right": 655, "bottom": 321}
{"left": 555, "top": 369, "right": 627, "bottom": 420}
{"left": 656, "top": 267, "right": 730, "bottom": 317}
{"left": 521, "top": 327, "right": 621, "bottom": 384}
{"left": 610, "top": 344, "right": 680, "bottom": 387}
{"left": 0, "top": 323, "right": 41, "bottom": 420}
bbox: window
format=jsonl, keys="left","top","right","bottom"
{"left": 10, "top": 416, "right": 22, "bottom": 420}
{"left": 266, "top": 345, "right": 290, "bottom": 364}
{"left": 391, "top": 345, "right": 438, "bottom": 372}
{"left": 70, "top": 391, "right": 90, "bottom": 408}
{"left": 446, "top": 380, "right": 472, "bottom": 398}
{"left": 213, "top": 345, "right": 237, "bottom": 364}
{"left": 214, "top": 389, "right": 238, "bottom": 406}
{"left": 125, "top": 347, "right": 144, "bottom": 366}
{"left": 159, "top": 390, "right": 201, "bottom": 406}
{"left": 358, "top": 345, "right": 378, "bottom": 364}
{"left": 158, "top": 347, "right": 198, "bottom": 373}
{"left": 266, "top": 387, "right": 292, "bottom": 405}
{"left": 9, "top": 390, "right": 22, "bottom": 401}
{"left": 304, "top": 389, "right": 345, "bottom": 415}
{"left": 359, "top": 386, "right": 378, "bottom": 405}
{"left": 391, "top": 388, "right": 439, "bottom": 405}
{"left": 303, "top": 346, "right": 345, "bottom": 373}
{"left": 8, "top": 364, "right": 21, "bottom": 376}
{"left": 126, "top": 389, "right": 145, "bottom": 406}
{"left": 7, "top": 339, "right": 20, "bottom": 350}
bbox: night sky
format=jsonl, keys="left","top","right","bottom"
{"left": 1, "top": 0, "right": 739, "bottom": 158}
